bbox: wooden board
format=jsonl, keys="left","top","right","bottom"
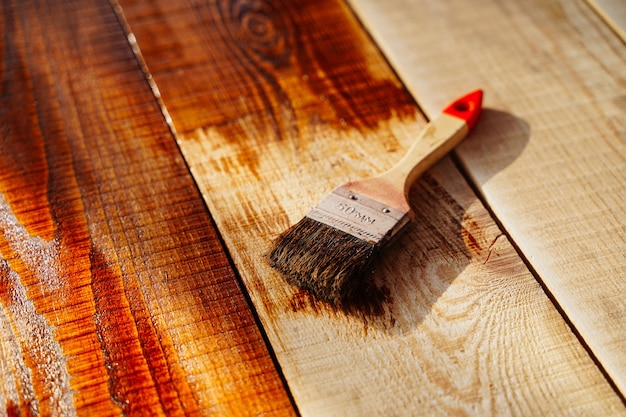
{"left": 346, "top": 0, "right": 626, "bottom": 396}
{"left": 118, "top": 0, "right": 626, "bottom": 415}
{"left": 0, "top": 0, "right": 295, "bottom": 415}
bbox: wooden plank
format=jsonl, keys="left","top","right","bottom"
{"left": 0, "top": 0, "right": 296, "bottom": 415}
{"left": 586, "top": 0, "right": 626, "bottom": 41}
{"left": 118, "top": 0, "right": 626, "bottom": 414}
{"left": 346, "top": 0, "right": 626, "bottom": 396}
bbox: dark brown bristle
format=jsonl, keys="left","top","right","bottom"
{"left": 269, "top": 217, "right": 379, "bottom": 306}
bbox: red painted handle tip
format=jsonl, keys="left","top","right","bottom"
{"left": 442, "top": 89, "right": 483, "bottom": 130}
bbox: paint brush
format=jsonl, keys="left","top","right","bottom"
{"left": 270, "top": 90, "right": 483, "bottom": 306}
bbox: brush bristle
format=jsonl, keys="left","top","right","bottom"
{"left": 269, "top": 217, "right": 379, "bottom": 306}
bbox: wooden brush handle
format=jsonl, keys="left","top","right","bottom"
{"left": 346, "top": 90, "right": 482, "bottom": 215}
{"left": 377, "top": 112, "right": 469, "bottom": 196}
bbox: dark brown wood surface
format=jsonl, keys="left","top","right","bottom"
{"left": 116, "top": 0, "right": 416, "bottom": 139}
{"left": 0, "top": 0, "right": 295, "bottom": 415}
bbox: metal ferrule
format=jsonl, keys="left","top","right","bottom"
{"left": 305, "top": 187, "right": 410, "bottom": 245}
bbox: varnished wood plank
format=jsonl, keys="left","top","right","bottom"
{"left": 347, "top": 0, "right": 626, "bottom": 396}
{"left": 0, "top": 0, "right": 296, "bottom": 415}
{"left": 119, "top": 0, "right": 626, "bottom": 414}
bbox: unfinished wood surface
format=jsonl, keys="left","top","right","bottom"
{"left": 347, "top": 0, "right": 626, "bottom": 396}
{"left": 0, "top": 0, "right": 296, "bottom": 415}
{"left": 119, "top": 0, "right": 626, "bottom": 414}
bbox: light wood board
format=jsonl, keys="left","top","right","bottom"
{"left": 119, "top": 0, "right": 626, "bottom": 414}
{"left": 347, "top": 0, "right": 626, "bottom": 395}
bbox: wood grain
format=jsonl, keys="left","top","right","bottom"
{"left": 0, "top": 0, "right": 295, "bottom": 415}
{"left": 347, "top": 0, "right": 626, "bottom": 395}
{"left": 119, "top": 0, "right": 626, "bottom": 414}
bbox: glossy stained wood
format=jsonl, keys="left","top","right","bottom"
{"left": 347, "top": 0, "right": 626, "bottom": 395}
{"left": 119, "top": 0, "right": 626, "bottom": 415}
{"left": 0, "top": 0, "right": 295, "bottom": 415}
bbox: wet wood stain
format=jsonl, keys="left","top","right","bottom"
{"left": 121, "top": 0, "right": 418, "bottom": 182}
{"left": 0, "top": 0, "right": 296, "bottom": 415}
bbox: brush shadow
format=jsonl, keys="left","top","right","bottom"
{"left": 335, "top": 109, "right": 531, "bottom": 332}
